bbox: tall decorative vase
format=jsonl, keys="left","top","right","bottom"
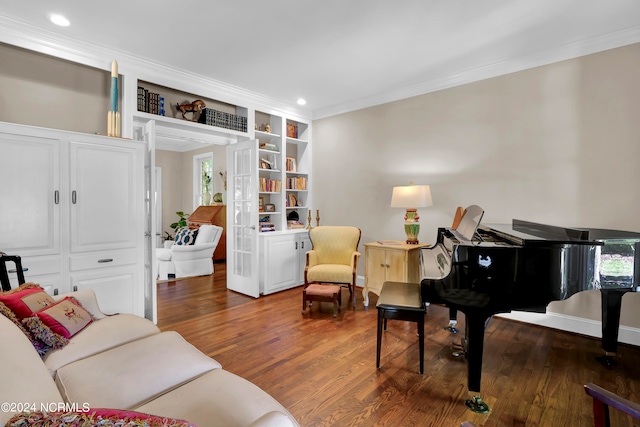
{"left": 222, "top": 190, "right": 227, "bottom": 205}
{"left": 203, "top": 191, "right": 211, "bottom": 206}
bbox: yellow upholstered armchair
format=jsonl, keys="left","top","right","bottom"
{"left": 304, "top": 226, "right": 362, "bottom": 311}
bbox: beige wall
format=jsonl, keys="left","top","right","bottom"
{"left": 312, "top": 43, "right": 640, "bottom": 329}
{"left": 155, "top": 150, "right": 183, "bottom": 238}
{"left": 0, "top": 42, "right": 112, "bottom": 135}
{"left": 155, "top": 145, "right": 227, "bottom": 238}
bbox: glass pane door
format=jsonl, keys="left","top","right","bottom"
{"left": 226, "top": 139, "right": 259, "bottom": 297}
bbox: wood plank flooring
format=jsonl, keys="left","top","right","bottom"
{"left": 157, "top": 265, "right": 640, "bottom": 426}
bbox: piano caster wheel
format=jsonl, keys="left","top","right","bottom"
{"left": 465, "top": 396, "right": 490, "bottom": 414}
{"left": 595, "top": 355, "right": 618, "bottom": 367}
{"left": 444, "top": 325, "right": 459, "bottom": 334}
{"left": 451, "top": 341, "right": 466, "bottom": 358}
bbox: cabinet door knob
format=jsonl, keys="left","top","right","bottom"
{"left": 54, "top": 190, "right": 59, "bottom": 204}
{"left": 72, "top": 190, "right": 77, "bottom": 204}
{"left": 97, "top": 258, "right": 114, "bottom": 263}
{"left": 295, "top": 242, "right": 298, "bottom": 250}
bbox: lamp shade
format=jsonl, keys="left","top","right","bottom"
{"left": 390, "top": 184, "right": 433, "bottom": 208}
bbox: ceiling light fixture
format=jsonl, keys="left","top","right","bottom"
{"left": 296, "top": 98, "right": 307, "bottom": 106}
{"left": 48, "top": 13, "right": 70, "bottom": 27}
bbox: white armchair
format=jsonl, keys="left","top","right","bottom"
{"left": 156, "top": 225, "right": 223, "bottom": 280}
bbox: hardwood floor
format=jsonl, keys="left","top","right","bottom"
{"left": 157, "top": 265, "right": 640, "bottom": 426}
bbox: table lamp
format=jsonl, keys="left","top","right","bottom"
{"left": 390, "top": 183, "right": 433, "bottom": 244}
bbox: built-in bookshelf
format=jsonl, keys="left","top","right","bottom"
{"left": 256, "top": 111, "right": 283, "bottom": 233}
{"left": 254, "top": 113, "right": 310, "bottom": 232}
{"left": 284, "top": 119, "right": 309, "bottom": 231}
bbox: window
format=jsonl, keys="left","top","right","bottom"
{"left": 193, "top": 153, "right": 213, "bottom": 209}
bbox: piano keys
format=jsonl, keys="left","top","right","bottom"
{"left": 420, "top": 219, "right": 640, "bottom": 413}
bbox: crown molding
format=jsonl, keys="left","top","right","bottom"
{"left": 2, "top": 15, "right": 638, "bottom": 123}
{"left": 313, "top": 26, "right": 640, "bottom": 120}
{"left": 0, "top": 15, "right": 312, "bottom": 121}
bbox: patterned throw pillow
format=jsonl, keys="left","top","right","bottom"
{"left": 0, "top": 300, "right": 51, "bottom": 354}
{"left": 0, "top": 282, "right": 56, "bottom": 319}
{"left": 6, "top": 408, "right": 197, "bottom": 427}
{"left": 29, "top": 296, "right": 93, "bottom": 339}
{"left": 175, "top": 227, "right": 198, "bottom": 245}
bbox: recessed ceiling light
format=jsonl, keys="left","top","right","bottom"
{"left": 48, "top": 13, "right": 70, "bottom": 27}
{"left": 296, "top": 98, "right": 307, "bottom": 106}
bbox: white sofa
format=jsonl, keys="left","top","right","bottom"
{"left": 0, "top": 289, "right": 298, "bottom": 427}
{"left": 157, "top": 224, "right": 223, "bottom": 280}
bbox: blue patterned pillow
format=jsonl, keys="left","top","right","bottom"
{"left": 175, "top": 228, "right": 198, "bottom": 245}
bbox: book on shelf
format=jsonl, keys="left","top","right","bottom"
{"left": 137, "top": 86, "right": 162, "bottom": 115}
{"left": 286, "top": 176, "right": 307, "bottom": 190}
{"left": 197, "top": 108, "right": 248, "bottom": 132}
{"left": 137, "top": 87, "right": 147, "bottom": 112}
{"left": 260, "top": 178, "right": 281, "bottom": 192}
{"left": 260, "top": 222, "right": 275, "bottom": 232}
{"left": 259, "top": 142, "right": 278, "bottom": 151}
{"left": 287, "top": 123, "right": 298, "bottom": 138}
{"left": 286, "top": 193, "right": 297, "bottom": 207}
{"left": 287, "top": 220, "right": 305, "bottom": 229}
{"left": 285, "top": 157, "right": 297, "bottom": 172}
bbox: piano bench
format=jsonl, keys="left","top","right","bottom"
{"left": 376, "top": 281, "right": 426, "bottom": 375}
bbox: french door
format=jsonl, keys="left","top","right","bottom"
{"left": 226, "top": 139, "right": 260, "bottom": 297}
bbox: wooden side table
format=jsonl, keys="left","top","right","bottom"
{"left": 363, "top": 241, "right": 429, "bottom": 306}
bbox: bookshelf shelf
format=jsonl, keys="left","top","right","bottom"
{"left": 286, "top": 137, "right": 308, "bottom": 145}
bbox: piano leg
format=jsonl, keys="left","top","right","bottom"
{"left": 596, "top": 289, "right": 628, "bottom": 367}
{"left": 463, "top": 311, "right": 491, "bottom": 414}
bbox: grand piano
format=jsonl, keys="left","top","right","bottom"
{"left": 420, "top": 211, "right": 640, "bottom": 413}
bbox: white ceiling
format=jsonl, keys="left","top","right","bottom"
{"left": 1, "top": 1, "right": 639, "bottom": 119}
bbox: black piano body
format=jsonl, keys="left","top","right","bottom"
{"left": 420, "top": 219, "right": 640, "bottom": 410}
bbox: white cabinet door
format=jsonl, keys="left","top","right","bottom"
{"left": 261, "top": 233, "right": 297, "bottom": 295}
{"left": 69, "top": 139, "right": 140, "bottom": 253}
{"left": 0, "top": 131, "right": 61, "bottom": 256}
{"left": 296, "top": 232, "right": 311, "bottom": 283}
{"left": 71, "top": 266, "right": 139, "bottom": 316}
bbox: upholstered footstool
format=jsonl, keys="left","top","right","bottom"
{"left": 302, "top": 284, "right": 341, "bottom": 317}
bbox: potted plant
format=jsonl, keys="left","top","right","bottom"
{"left": 164, "top": 211, "right": 189, "bottom": 240}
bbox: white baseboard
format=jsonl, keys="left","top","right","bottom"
{"left": 497, "top": 311, "right": 640, "bottom": 347}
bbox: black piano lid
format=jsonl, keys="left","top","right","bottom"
{"left": 481, "top": 219, "right": 640, "bottom": 246}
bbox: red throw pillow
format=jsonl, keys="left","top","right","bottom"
{"left": 0, "top": 283, "right": 55, "bottom": 319}
{"left": 32, "top": 296, "right": 93, "bottom": 339}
